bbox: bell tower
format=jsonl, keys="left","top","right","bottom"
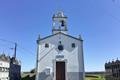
{"left": 52, "top": 11, "right": 68, "bottom": 34}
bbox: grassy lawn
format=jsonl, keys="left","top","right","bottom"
{"left": 21, "top": 72, "right": 35, "bottom": 80}
{"left": 21, "top": 73, "right": 105, "bottom": 80}
{"left": 85, "top": 74, "right": 105, "bottom": 80}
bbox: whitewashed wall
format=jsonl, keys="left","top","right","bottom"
{"left": 36, "top": 33, "right": 85, "bottom": 80}
{"left": 0, "top": 61, "right": 9, "bottom": 80}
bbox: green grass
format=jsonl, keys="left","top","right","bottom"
{"left": 21, "top": 73, "right": 105, "bottom": 80}
{"left": 21, "top": 72, "right": 35, "bottom": 80}
{"left": 21, "top": 75, "right": 35, "bottom": 80}
{"left": 85, "top": 74, "right": 105, "bottom": 80}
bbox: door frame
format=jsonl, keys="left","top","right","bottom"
{"left": 53, "top": 59, "right": 67, "bottom": 80}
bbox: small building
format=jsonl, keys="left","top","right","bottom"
{"left": 36, "top": 11, "right": 85, "bottom": 80}
{"left": 9, "top": 57, "right": 21, "bottom": 80}
{"left": 0, "top": 53, "right": 21, "bottom": 80}
{"left": 105, "top": 59, "right": 120, "bottom": 80}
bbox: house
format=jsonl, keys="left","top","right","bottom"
{"left": 0, "top": 53, "right": 21, "bottom": 80}
{"left": 9, "top": 57, "right": 21, "bottom": 80}
{"left": 105, "top": 59, "right": 120, "bottom": 80}
{"left": 0, "top": 54, "right": 10, "bottom": 80}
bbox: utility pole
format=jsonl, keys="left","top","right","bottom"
{"left": 14, "top": 43, "right": 17, "bottom": 59}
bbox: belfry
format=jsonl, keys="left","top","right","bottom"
{"left": 36, "top": 11, "right": 85, "bottom": 80}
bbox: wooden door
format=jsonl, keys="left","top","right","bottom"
{"left": 56, "top": 62, "right": 66, "bottom": 80}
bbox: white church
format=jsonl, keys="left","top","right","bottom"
{"left": 36, "top": 11, "right": 85, "bottom": 80}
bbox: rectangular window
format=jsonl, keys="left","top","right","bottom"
{"left": 72, "top": 43, "right": 75, "bottom": 48}
{"left": 45, "top": 43, "right": 49, "bottom": 48}
{"left": 0, "top": 67, "right": 2, "bottom": 71}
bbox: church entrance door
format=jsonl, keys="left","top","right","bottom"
{"left": 56, "top": 61, "right": 66, "bottom": 80}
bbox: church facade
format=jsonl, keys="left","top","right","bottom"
{"left": 36, "top": 11, "right": 85, "bottom": 80}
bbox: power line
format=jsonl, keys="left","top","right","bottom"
{"left": 0, "top": 38, "right": 15, "bottom": 44}
{"left": 0, "top": 38, "right": 15, "bottom": 55}
{"left": 17, "top": 44, "right": 35, "bottom": 56}
{"left": 0, "top": 38, "right": 35, "bottom": 56}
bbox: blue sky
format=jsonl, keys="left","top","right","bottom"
{"left": 0, "top": 0, "right": 120, "bottom": 72}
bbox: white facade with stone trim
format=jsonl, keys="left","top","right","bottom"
{"left": 36, "top": 11, "right": 85, "bottom": 80}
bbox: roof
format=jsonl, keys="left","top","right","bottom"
{"left": 105, "top": 59, "right": 120, "bottom": 65}
{"left": 0, "top": 54, "right": 21, "bottom": 65}
{"left": 37, "top": 32, "right": 83, "bottom": 42}
{"left": 0, "top": 54, "right": 10, "bottom": 62}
